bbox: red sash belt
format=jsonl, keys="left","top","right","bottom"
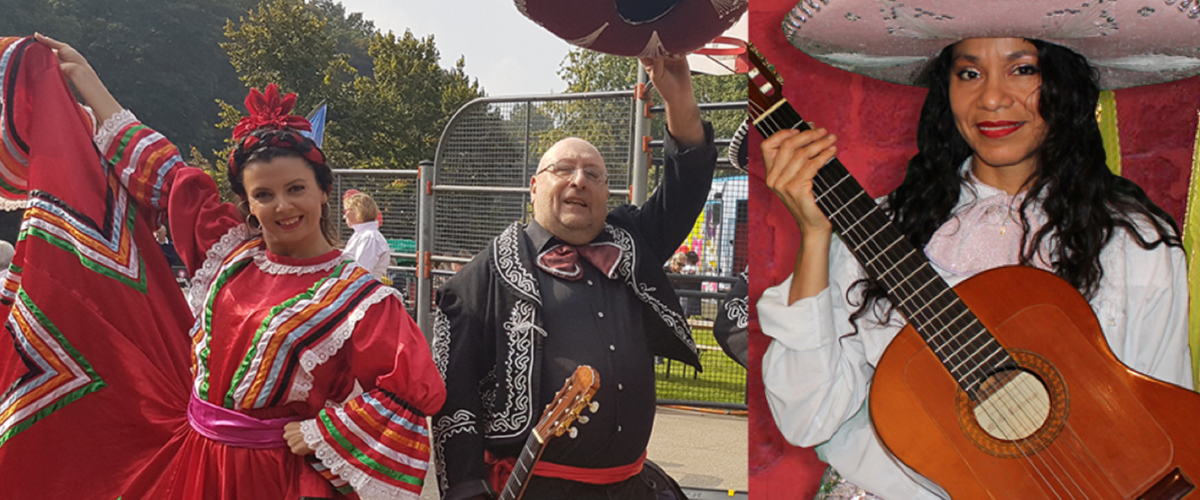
{"left": 486, "top": 449, "right": 647, "bottom": 493}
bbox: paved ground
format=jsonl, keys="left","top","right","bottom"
{"left": 420, "top": 405, "right": 748, "bottom": 499}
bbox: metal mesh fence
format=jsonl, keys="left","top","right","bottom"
{"left": 331, "top": 169, "right": 420, "bottom": 316}
{"left": 653, "top": 103, "right": 749, "bottom": 407}
{"left": 431, "top": 93, "right": 636, "bottom": 260}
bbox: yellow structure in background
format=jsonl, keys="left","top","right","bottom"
{"left": 1088, "top": 93, "right": 1200, "bottom": 389}
{"left": 1184, "top": 109, "right": 1200, "bottom": 389}
{"left": 1097, "top": 90, "right": 1121, "bottom": 176}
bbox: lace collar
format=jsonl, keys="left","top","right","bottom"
{"left": 252, "top": 248, "right": 346, "bottom": 276}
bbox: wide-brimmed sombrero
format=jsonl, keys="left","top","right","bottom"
{"left": 517, "top": 0, "right": 747, "bottom": 57}
{"left": 783, "top": 0, "right": 1200, "bottom": 89}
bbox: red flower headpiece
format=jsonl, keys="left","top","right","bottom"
{"left": 227, "top": 83, "right": 327, "bottom": 184}
{"left": 231, "top": 83, "right": 311, "bottom": 140}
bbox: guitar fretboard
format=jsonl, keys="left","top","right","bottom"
{"left": 753, "top": 101, "right": 1017, "bottom": 395}
{"left": 499, "top": 431, "right": 543, "bottom": 500}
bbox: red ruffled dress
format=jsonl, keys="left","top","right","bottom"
{"left": 0, "top": 37, "right": 443, "bottom": 499}
{"left": 103, "top": 110, "right": 447, "bottom": 499}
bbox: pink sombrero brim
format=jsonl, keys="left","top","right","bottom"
{"left": 783, "top": 0, "right": 1200, "bottom": 89}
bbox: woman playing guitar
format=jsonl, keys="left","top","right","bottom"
{"left": 758, "top": 2, "right": 1199, "bottom": 498}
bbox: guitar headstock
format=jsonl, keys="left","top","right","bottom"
{"left": 534, "top": 365, "right": 600, "bottom": 442}
{"left": 747, "top": 43, "right": 786, "bottom": 124}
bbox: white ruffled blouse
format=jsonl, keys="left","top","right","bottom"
{"left": 758, "top": 166, "right": 1192, "bottom": 499}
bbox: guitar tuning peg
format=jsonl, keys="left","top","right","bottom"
{"left": 589, "top": 401, "right": 599, "bottom": 413}
{"left": 568, "top": 427, "right": 578, "bottom": 439}
{"left": 578, "top": 415, "right": 589, "bottom": 424}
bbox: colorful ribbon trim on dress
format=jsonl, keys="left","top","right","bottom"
{"left": 486, "top": 449, "right": 647, "bottom": 493}
{"left": 0, "top": 37, "right": 31, "bottom": 203}
{"left": 186, "top": 393, "right": 300, "bottom": 449}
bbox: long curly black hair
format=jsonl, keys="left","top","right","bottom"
{"left": 849, "top": 39, "right": 1181, "bottom": 327}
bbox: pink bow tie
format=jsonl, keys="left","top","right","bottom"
{"left": 536, "top": 243, "right": 621, "bottom": 281}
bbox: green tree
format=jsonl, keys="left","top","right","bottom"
{"left": 221, "top": 0, "right": 355, "bottom": 113}
{"left": 218, "top": 0, "right": 483, "bottom": 170}
{"left": 0, "top": 0, "right": 258, "bottom": 154}
{"left": 307, "top": 0, "right": 375, "bottom": 77}
{"left": 558, "top": 49, "right": 638, "bottom": 93}
{"left": 335, "top": 31, "right": 481, "bottom": 169}
{"left": 555, "top": 48, "right": 746, "bottom": 178}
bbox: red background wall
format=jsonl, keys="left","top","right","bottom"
{"left": 745, "top": 2, "right": 1200, "bottom": 498}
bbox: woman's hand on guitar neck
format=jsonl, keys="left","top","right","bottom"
{"left": 762, "top": 127, "right": 837, "bottom": 303}
{"left": 762, "top": 127, "right": 837, "bottom": 237}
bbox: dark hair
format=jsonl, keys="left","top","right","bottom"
{"left": 230, "top": 129, "right": 339, "bottom": 246}
{"left": 850, "top": 39, "right": 1181, "bottom": 327}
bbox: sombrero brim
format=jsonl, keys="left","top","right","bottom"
{"left": 783, "top": 0, "right": 1200, "bottom": 89}
{"left": 517, "top": 0, "right": 748, "bottom": 57}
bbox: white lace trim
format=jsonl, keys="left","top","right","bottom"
{"left": 291, "top": 286, "right": 398, "bottom": 402}
{"left": 188, "top": 224, "right": 254, "bottom": 316}
{"left": 0, "top": 198, "right": 26, "bottom": 211}
{"left": 301, "top": 418, "right": 423, "bottom": 500}
{"left": 94, "top": 109, "right": 139, "bottom": 154}
{"left": 253, "top": 252, "right": 346, "bottom": 276}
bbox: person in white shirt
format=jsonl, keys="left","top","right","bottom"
{"left": 342, "top": 192, "right": 391, "bottom": 280}
{"left": 0, "top": 239, "right": 13, "bottom": 283}
{"left": 758, "top": 36, "right": 1193, "bottom": 499}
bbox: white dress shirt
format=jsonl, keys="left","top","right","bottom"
{"left": 758, "top": 174, "right": 1193, "bottom": 499}
{"left": 343, "top": 220, "right": 391, "bottom": 279}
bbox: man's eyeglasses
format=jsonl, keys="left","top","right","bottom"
{"left": 537, "top": 162, "right": 608, "bottom": 185}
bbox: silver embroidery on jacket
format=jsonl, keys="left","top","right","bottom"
{"left": 726, "top": 297, "right": 749, "bottom": 329}
{"left": 431, "top": 306, "right": 452, "bottom": 378}
{"left": 485, "top": 300, "right": 543, "bottom": 437}
{"left": 606, "top": 224, "right": 698, "bottom": 354}
{"left": 493, "top": 223, "right": 540, "bottom": 305}
{"left": 433, "top": 409, "right": 479, "bottom": 494}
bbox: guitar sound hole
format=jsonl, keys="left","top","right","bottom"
{"left": 973, "top": 369, "right": 1051, "bottom": 441}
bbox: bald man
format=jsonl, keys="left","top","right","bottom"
{"left": 431, "top": 56, "right": 716, "bottom": 500}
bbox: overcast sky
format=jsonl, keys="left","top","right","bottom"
{"left": 338, "top": 0, "right": 574, "bottom": 96}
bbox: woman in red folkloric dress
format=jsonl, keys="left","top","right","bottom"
{"left": 33, "top": 34, "right": 445, "bottom": 499}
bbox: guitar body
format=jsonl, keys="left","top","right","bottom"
{"left": 871, "top": 266, "right": 1200, "bottom": 499}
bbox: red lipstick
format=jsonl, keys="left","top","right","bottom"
{"left": 977, "top": 121, "right": 1023, "bottom": 139}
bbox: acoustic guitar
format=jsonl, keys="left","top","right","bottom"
{"left": 747, "top": 45, "right": 1200, "bottom": 499}
{"left": 498, "top": 365, "right": 600, "bottom": 500}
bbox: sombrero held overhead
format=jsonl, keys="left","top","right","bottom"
{"left": 517, "top": 0, "right": 747, "bottom": 57}
{"left": 783, "top": 0, "right": 1200, "bottom": 89}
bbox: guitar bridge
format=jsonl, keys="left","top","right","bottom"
{"left": 1139, "top": 468, "right": 1194, "bottom": 500}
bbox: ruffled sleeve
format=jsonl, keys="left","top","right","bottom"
{"left": 97, "top": 112, "right": 243, "bottom": 275}
{"left": 300, "top": 291, "right": 447, "bottom": 499}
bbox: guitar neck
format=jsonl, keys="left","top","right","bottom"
{"left": 754, "top": 99, "right": 1016, "bottom": 395}
{"left": 498, "top": 431, "right": 545, "bottom": 500}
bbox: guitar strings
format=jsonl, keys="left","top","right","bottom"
{"left": 749, "top": 99, "right": 1114, "bottom": 498}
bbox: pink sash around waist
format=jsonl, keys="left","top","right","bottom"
{"left": 186, "top": 394, "right": 302, "bottom": 449}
